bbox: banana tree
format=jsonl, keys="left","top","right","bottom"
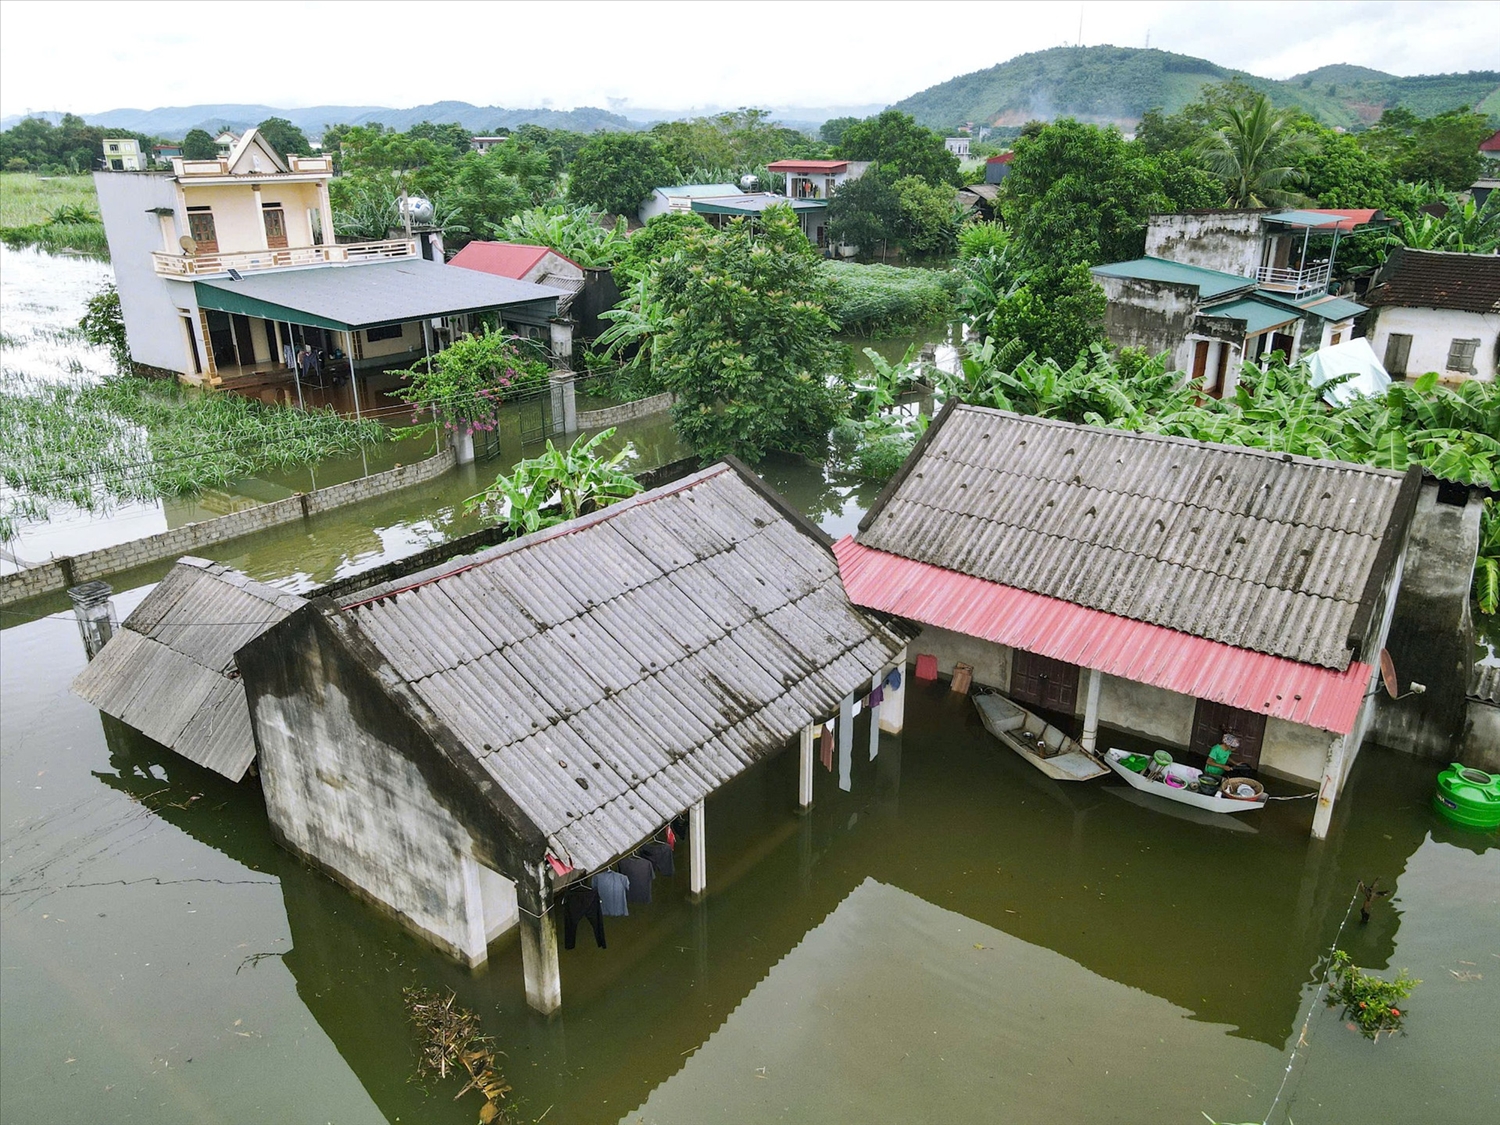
{"left": 464, "top": 428, "right": 642, "bottom": 534}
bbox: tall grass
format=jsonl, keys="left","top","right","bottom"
{"left": 0, "top": 173, "right": 108, "bottom": 256}
{"left": 821, "top": 261, "right": 958, "bottom": 337}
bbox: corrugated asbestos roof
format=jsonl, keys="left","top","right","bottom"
{"left": 71, "top": 558, "right": 305, "bottom": 780}
{"left": 837, "top": 538, "right": 1371, "bottom": 734}
{"left": 1091, "top": 257, "right": 1254, "bottom": 300}
{"left": 857, "top": 407, "right": 1409, "bottom": 670}
{"left": 1471, "top": 663, "right": 1500, "bottom": 706}
{"left": 338, "top": 464, "right": 903, "bottom": 872}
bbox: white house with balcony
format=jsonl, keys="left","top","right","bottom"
{"left": 95, "top": 128, "right": 565, "bottom": 398}
{"left": 1091, "top": 208, "right": 1388, "bottom": 389}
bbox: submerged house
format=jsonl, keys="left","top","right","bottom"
{"left": 637, "top": 183, "right": 743, "bottom": 225}
{"left": 837, "top": 405, "right": 1418, "bottom": 839}
{"left": 95, "top": 127, "right": 564, "bottom": 395}
{"left": 235, "top": 463, "right": 907, "bottom": 1012}
{"left": 1364, "top": 248, "right": 1500, "bottom": 383}
{"left": 1092, "top": 209, "right": 1383, "bottom": 391}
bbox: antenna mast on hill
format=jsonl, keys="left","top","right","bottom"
{"left": 1078, "top": 4, "right": 1084, "bottom": 47}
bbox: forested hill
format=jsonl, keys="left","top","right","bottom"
{"left": 890, "top": 46, "right": 1500, "bottom": 131}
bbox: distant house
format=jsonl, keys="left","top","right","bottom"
{"left": 214, "top": 130, "right": 240, "bottom": 155}
{"left": 470, "top": 135, "right": 507, "bottom": 154}
{"left": 1479, "top": 128, "right": 1500, "bottom": 171}
{"left": 984, "top": 152, "right": 1013, "bottom": 185}
{"left": 638, "top": 183, "right": 743, "bottom": 225}
{"left": 944, "top": 137, "right": 970, "bottom": 158}
{"left": 837, "top": 404, "right": 1419, "bottom": 840}
{"left": 449, "top": 242, "right": 585, "bottom": 313}
{"left": 236, "top": 462, "right": 907, "bottom": 1012}
{"left": 1365, "top": 248, "right": 1500, "bottom": 383}
{"left": 102, "top": 138, "right": 145, "bottom": 171}
{"left": 153, "top": 143, "right": 183, "bottom": 162}
{"left": 1092, "top": 209, "right": 1385, "bottom": 389}
{"left": 956, "top": 182, "right": 999, "bottom": 221}
{"left": 690, "top": 192, "right": 833, "bottom": 246}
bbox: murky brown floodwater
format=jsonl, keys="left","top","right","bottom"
{"left": 3, "top": 247, "right": 1496, "bottom": 1125}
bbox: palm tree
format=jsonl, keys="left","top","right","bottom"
{"left": 1197, "top": 94, "right": 1319, "bottom": 208}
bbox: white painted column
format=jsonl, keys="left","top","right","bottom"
{"left": 518, "top": 863, "right": 560, "bottom": 1014}
{"left": 689, "top": 800, "right": 706, "bottom": 895}
{"left": 838, "top": 691, "right": 854, "bottom": 792}
{"left": 798, "top": 724, "right": 815, "bottom": 809}
{"left": 320, "top": 181, "right": 335, "bottom": 247}
{"left": 457, "top": 853, "right": 490, "bottom": 968}
{"left": 1080, "top": 667, "right": 1103, "bottom": 754}
{"left": 1311, "top": 732, "right": 1352, "bottom": 839}
{"left": 252, "top": 185, "right": 268, "bottom": 249}
{"left": 868, "top": 671, "right": 881, "bottom": 761}
{"left": 879, "top": 647, "right": 908, "bottom": 734}
{"left": 344, "top": 330, "right": 363, "bottom": 420}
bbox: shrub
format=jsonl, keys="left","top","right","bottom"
{"left": 1328, "top": 950, "right": 1419, "bottom": 1039}
{"left": 820, "top": 261, "right": 958, "bottom": 337}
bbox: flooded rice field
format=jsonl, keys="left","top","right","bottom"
{"left": 3, "top": 246, "right": 1497, "bottom": 1124}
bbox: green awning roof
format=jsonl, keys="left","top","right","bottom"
{"left": 690, "top": 194, "right": 827, "bottom": 217}
{"left": 194, "top": 257, "right": 563, "bottom": 331}
{"left": 1201, "top": 296, "right": 1301, "bottom": 336}
{"left": 1091, "top": 256, "right": 1254, "bottom": 300}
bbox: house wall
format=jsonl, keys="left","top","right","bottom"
{"left": 359, "top": 319, "right": 422, "bottom": 360}
{"left": 1261, "top": 718, "right": 1339, "bottom": 784}
{"left": 1366, "top": 305, "right": 1499, "bottom": 383}
{"left": 1094, "top": 674, "right": 1196, "bottom": 747}
{"left": 1097, "top": 275, "right": 1203, "bottom": 369}
{"left": 244, "top": 610, "right": 494, "bottom": 966}
{"left": 522, "top": 253, "right": 584, "bottom": 287}
{"left": 912, "top": 625, "right": 1011, "bottom": 690}
{"left": 94, "top": 171, "right": 202, "bottom": 375}
{"left": 179, "top": 184, "right": 269, "bottom": 254}
{"left": 1143, "top": 211, "right": 1264, "bottom": 276}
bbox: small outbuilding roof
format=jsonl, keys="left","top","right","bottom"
{"left": 448, "top": 242, "right": 579, "bottom": 280}
{"left": 72, "top": 558, "right": 305, "bottom": 780}
{"left": 193, "top": 257, "right": 564, "bottom": 331}
{"left": 1478, "top": 129, "right": 1500, "bottom": 154}
{"left": 331, "top": 462, "right": 904, "bottom": 871}
{"left": 691, "top": 193, "right": 827, "bottom": 216}
{"left": 653, "top": 183, "right": 743, "bottom": 198}
{"left": 1367, "top": 247, "right": 1500, "bottom": 314}
{"left": 1091, "top": 256, "right": 1254, "bottom": 300}
{"left": 1201, "top": 295, "right": 1302, "bottom": 336}
{"left": 855, "top": 406, "right": 1417, "bottom": 670}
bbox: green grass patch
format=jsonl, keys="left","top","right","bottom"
{"left": 820, "top": 260, "right": 958, "bottom": 337}
{"left": 0, "top": 173, "right": 108, "bottom": 256}
{"left": 0, "top": 373, "right": 387, "bottom": 539}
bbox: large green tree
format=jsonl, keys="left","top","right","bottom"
{"left": 1195, "top": 93, "right": 1318, "bottom": 208}
{"left": 837, "top": 110, "right": 961, "bottom": 186}
{"left": 826, "top": 166, "right": 903, "bottom": 253}
{"left": 1360, "top": 107, "right": 1494, "bottom": 191}
{"left": 652, "top": 206, "right": 847, "bottom": 461}
{"left": 181, "top": 128, "right": 218, "bottom": 161}
{"left": 568, "top": 133, "right": 676, "bottom": 217}
{"left": 255, "top": 116, "right": 312, "bottom": 158}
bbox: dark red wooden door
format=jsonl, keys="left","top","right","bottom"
{"left": 1189, "top": 699, "right": 1268, "bottom": 768}
{"left": 1010, "top": 649, "right": 1080, "bottom": 714}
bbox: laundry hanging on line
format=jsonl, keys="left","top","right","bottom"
{"left": 639, "top": 840, "right": 674, "bottom": 878}
{"left": 618, "top": 854, "right": 654, "bottom": 904}
{"left": 592, "top": 870, "right": 630, "bottom": 917}
{"left": 563, "top": 885, "right": 606, "bottom": 950}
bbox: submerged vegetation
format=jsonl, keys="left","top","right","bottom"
{"left": 0, "top": 173, "right": 108, "bottom": 256}
{"left": 1328, "top": 950, "right": 1419, "bottom": 1039}
{"left": 821, "top": 260, "right": 958, "bottom": 336}
{"left": 392, "top": 330, "right": 551, "bottom": 437}
{"left": 403, "top": 988, "right": 514, "bottom": 1124}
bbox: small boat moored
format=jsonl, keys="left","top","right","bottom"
{"left": 973, "top": 693, "right": 1108, "bottom": 782}
{"left": 1102, "top": 748, "right": 1267, "bottom": 816}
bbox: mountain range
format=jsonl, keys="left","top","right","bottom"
{"left": 891, "top": 46, "right": 1500, "bottom": 131}
{"left": 4, "top": 46, "right": 1498, "bottom": 139}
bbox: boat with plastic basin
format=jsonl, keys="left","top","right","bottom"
{"left": 1102, "top": 748, "right": 1267, "bottom": 815}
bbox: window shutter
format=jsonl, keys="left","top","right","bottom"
{"left": 1447, "top": 338, "right": 1480, "bottom": 374}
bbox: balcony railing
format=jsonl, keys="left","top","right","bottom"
{"left": 173, "top": 153, "right": 333, "bottom": 178}
{"left": 152, "top": 238, "right": 418, "bottom": 276}
{"left": 1255, "top": 261, "right": 1331, "bottom": 295}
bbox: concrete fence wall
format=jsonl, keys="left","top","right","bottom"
{"left": 576, "top": 392, "right": 675, "bottom": 430}
{"left": 0, "top": 450, "right": 457, "bottom": 607}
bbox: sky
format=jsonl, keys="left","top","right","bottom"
{"left": 1, "top": 0, "right": 1496, "bottom": 119}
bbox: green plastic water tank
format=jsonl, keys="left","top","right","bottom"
{"left": 1433, "top": 763, "right": 1500, "bottom": 830}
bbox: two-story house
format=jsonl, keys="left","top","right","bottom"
{"left": 95, "top": 128, "right": 565, "bottom": 403}
{"left": 1091, "top": 208, "right": 1385, "bottom": 394}
{"left": 686, "top": 160, "right": 870, "bottom": 248}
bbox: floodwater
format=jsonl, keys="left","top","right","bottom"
{"left": 4, "top": 248, "right": 1498, "bottom": 1125}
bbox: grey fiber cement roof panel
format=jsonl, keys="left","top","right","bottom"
{"left": 346, "top": 465, "right": 903, "bottom": 871}
{"left": 858, "top": 407, "right": 1407, "bottom": 668}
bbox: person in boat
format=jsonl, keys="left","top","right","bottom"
{"left": 1205, "top": 732, "right": 1241, "bottom": 777}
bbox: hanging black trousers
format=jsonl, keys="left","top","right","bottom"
{"left": 563, "top": 886, "right": 606, "bottom": 950}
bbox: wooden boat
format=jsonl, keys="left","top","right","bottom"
{"left": 973, "top": 693, "right": 1108, "bottom": 782}
{"left": 1102, "top": 748, "right": 1267, "bottom": 816}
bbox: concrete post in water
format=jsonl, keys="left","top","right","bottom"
{"left": 868, "top": 671, "right": 881, "bottom": 761}
{"left": 1311, "top": 731, "right": 1352, "bottom": 839}
{"left": 878, "top": 647, "right": 908, "bottom": 734}
{"left": 838, "top": 692, "right": 854, "bottom": 792}
{"left": 689, "top": 801, "right": 706, "bottom": 895}
{"left": 518, "top": 863, "right": 561, "bottom": 1014}
{"left": 450, "top": 427, "right": 475, "bottom": 465}
{"left": 68, "top": 580, "right": 117, "bottom": 661}
{"left": 1080, "top": 667, "right": 1103, "bottom": 754}
{"left": 798, "top": 724, "right": 815, "bottom": 809}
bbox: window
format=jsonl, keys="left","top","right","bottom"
{"left": 1383, "top": 332, "right": 1412, "bottom": 377}
{"left": 365, "top": 323, "right": 404, "bottom": 343}
{"left": 186, "top": 209, "right": 218, "bottom": 253}
{"left": 1447, "top": 338, "right": 1480, "bottom": 374}
{"left": 262, "top": 204, "right": 287, "bottom": 249}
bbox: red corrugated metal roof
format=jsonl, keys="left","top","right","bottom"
{"left": 1479, "top": 129, "right": 1500, "bottom": 153}
{"left": 987, "top": 152, "right": 1014, "bottom": 164}
{"left": 1310, "top": 208, "right": 1382, "bottom": 232}
{"left": 766, "top": 160, "right": 849, "bottom": 173}
{"left": 448, "top": 242, "right": 578, "bottom": 279}
{"left": 835, "top": 537, "right": 1371, "bottom": 735}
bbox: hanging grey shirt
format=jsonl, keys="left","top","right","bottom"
{"left": 592, "top": 870, "right": 630, "bottom": 917}
{"left": 618, "top": 855, "right": 654, "bottom": 904}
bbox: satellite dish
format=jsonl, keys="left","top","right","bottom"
{"left": 1379, "top": 649, "right": 1399, "bottom": 699}
{"left": 179, "top": 234, "right": 199, "bottom": 254}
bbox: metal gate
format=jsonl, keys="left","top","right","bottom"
{"left": 516, "top": 390, "right": 552, "bottom": 449}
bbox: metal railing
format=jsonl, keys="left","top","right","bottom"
{"left": 152, "top": 238, "right": 418, "bottom": 276}
{"left": 1255, "top": 261, "right": 1331, "bottom": 295}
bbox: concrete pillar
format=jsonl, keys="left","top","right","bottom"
{"left": 688, "top": 800, "right": 706, "bottom": 895}
{"left": 549, "top": 319, "right": 573, "bottom": 366}
{"left": 68, "top": 581, "right": 117, "bottom": 660}
{"left": 457, "top": 853, "right": 489, "bottom": 967}
{"left": 518, "top": 865, "right": 561, "bottom": 1014}
{"left": 838, "top": 692, "right": 854, "bottom": 792}
{"left": 1311, "top": 733, "right": 1351, "bottom": 839}
{"left": 549, "top": 369, "right": 577, "bottom": 435}
{"left": 1080, "top": 667, "right": 1103, "bottom": 754}
{"left": 252, "top": 185, "right": 268, "bottom": 250}
{"left": 450, "top": 428, "right": 475, "bottom": 465}
{"left": 879, "top": 648, "right": 907, "bottom": 734}
{"left": 798, "top": 724, "right": 815, "bottom": 809}
{"left": 868, "top": 671, "right": 881, "bottom": 761}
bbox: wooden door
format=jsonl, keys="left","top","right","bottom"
{"left": 1189, "top": 699, "right": 1267, "bottom": 769}
{"left": 1383, "top": 333, "right": 1412, "bottom": 377}
{"left": 1191, "top": 340, "right": 1209, "bottom": 383}
{"left": 262, "top": 207, "right": 288, "bottom": 249}
{"left": 1010, "top": 649, "right": 1080, "bottom": 714}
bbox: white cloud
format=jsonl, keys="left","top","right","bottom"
{"left": 0, "top": 0, "right": 1494, "bottom": 119}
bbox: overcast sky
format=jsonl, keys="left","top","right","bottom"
{"left": 1, "top": 0, "right": 1495, "bottom": 119}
